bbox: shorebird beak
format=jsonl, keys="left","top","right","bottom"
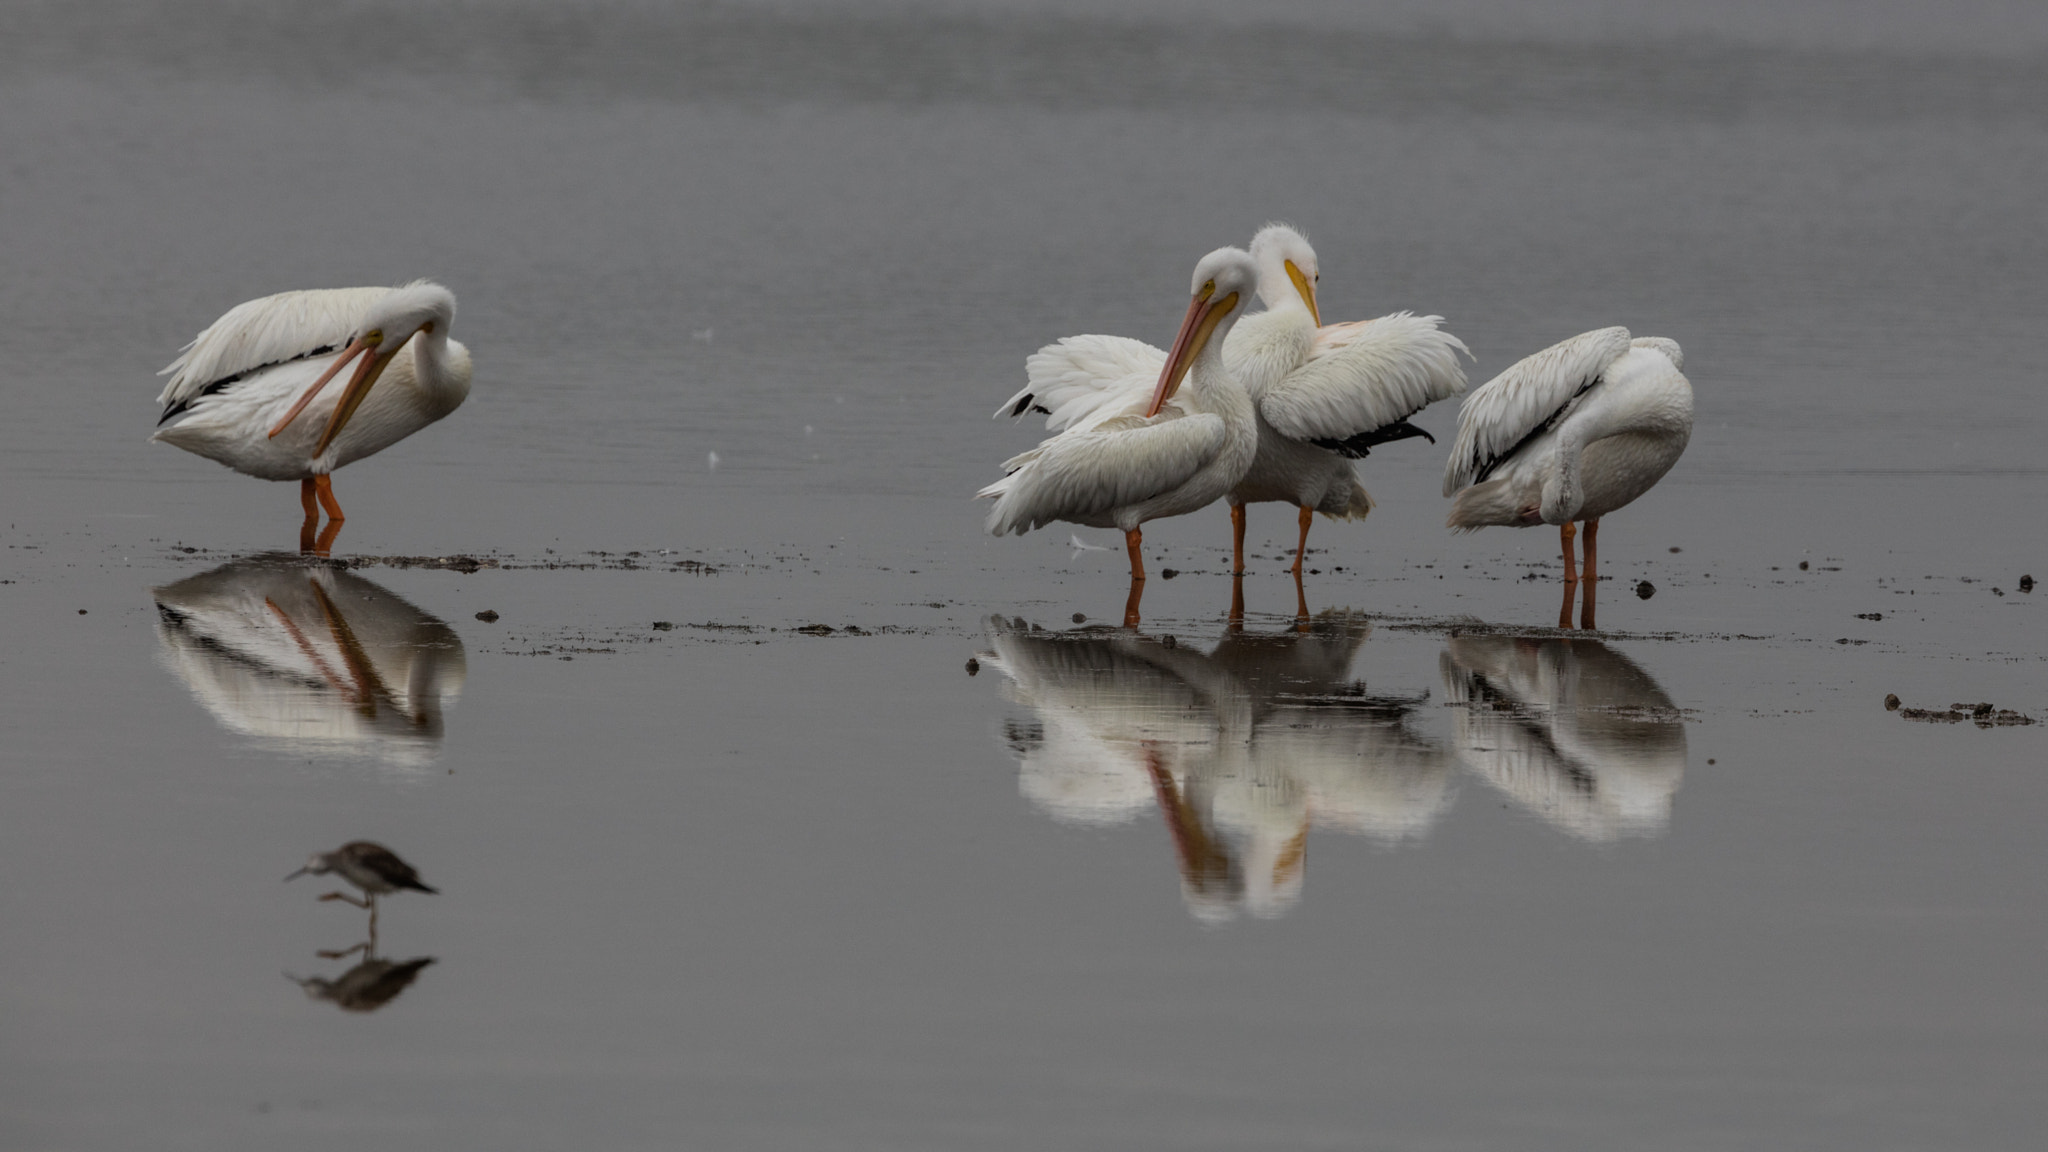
{"left": 1145, "top": 284, "right": 1238, "bottom": 418}
{"left": 284, "top": 866, "right": 311, "bottom": 882}
{"left": 314, "top": 331, "right": 414, "bottom": 455}
{"left": 1285, "top": 259, "right": 1320, "bottom": 325}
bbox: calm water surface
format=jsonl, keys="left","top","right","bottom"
{"left": 2, "top": 2, "right": 2044, "bottom": 1148}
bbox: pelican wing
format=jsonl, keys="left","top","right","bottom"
{"left": 1259, "top": 313, "right": 1470, "bottom": 456}
{"left": 1442, "top": 326, "right": 1632, "bottom": 496}
{"left": 995, "top": 334, "right": 1166, "bottom": 433}
{"left": 155, "top": 287, "right": 393, "bottom": 422}
{"left": 980, "top": 411, "right": 1226, "bottom": 536}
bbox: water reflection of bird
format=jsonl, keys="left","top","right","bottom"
{"left": 997, "top": 226, "right": 1467, "bottom": 610}
{"left": 1443, "top": 328, "right": 1692, "bottom": 629}
{"left": 981, "top": 249, "right": 1261, "bottom": 625}
{"left": 1440, "top": 634, "right": 1687, "bottom": 840}
{"left": 151, "top": 282, "right": 472, "bottom": 551}
{"left": 290, "top": 954, "right": 437, "bottom": 1013}
{"left": 977, "top": 613, "right": 1449, "bottom": 921}
{"left": 152, "top": 558, "right": 466, "bottom": 767}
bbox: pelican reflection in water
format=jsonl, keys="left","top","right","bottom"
{"left": 152, "top": 557, "right": 466, "bottom": 767}
{"left": 1441, "top": 634, "right": 1687, "bottom": 840}
{"left": 978, "top": 613, "right": 1450, "bottom": 921}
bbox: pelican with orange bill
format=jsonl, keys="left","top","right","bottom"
{"left": 981, "top": 247, "right": 1262, "bottom": 624}
{"left": 152, "top": 281, "right": 473, "bottom": 553}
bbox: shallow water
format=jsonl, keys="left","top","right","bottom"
{"left": 2, "top": 2, "right": 2045, "bottom": 1148}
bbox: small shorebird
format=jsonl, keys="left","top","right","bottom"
{"left": 290, "top": 955, "right": 438, "bottom": 1013}
{"left": 286, "top": 841, "right": 438, "bottom": 914}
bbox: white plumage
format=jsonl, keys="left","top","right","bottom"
{"left": 1443, "top": 327, "right": 1693, "bottom": 628}
{"left": 997, "top": 225, "right": 1468, "bottom": 584}
{"left": 981, "top": 248, "right": 1262, "bottom": 619}
{"left": 152, "top": 282, "right": 472, "bottom": 547}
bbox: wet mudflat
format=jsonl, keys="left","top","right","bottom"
{"left": 4, "top": 2, "right": 2047, "bottom": 1148}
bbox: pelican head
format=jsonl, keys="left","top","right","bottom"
{"left": 267, "top": 281, "right": 458, "bottom": 453}
{"left": 1145, "top": 246, "right": 1259, "bottom": 417}
{"left": 1631, "top": 335, "right": 1683, "bottom": 371}
{"left": 1249, "top": 222, "right": 1319, "bottom": 324}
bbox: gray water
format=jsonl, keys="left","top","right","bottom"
{"left": 2, "top": 2, "right": 2045, "bottom": 1148}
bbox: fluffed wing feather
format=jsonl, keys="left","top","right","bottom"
{"left": 980, "top": 413, "right": 1226, "bottom": 536}
{"left": 155, "top": 287, "right": 394, "bottom": 419}
{"left": 995, "top": 334, "right": 1166, "bottom": 433}
{"left": 1442, "top": 326, "right": 1632, "bottom": 496}
{"left": 1259, "top": 313, "right": 1470, "bottom": 445}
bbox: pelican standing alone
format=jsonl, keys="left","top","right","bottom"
{"left": 1443, "top": 328, "right": 1693, "bottom": 629}
{"left": 152, "top": 282, "right": 472, "bottom": 551}
{"left": 980, "top": 248, "right": 1262, "bottom": 624}
{"left": 998, "top": 226, "right": 1468, "bottom": 605}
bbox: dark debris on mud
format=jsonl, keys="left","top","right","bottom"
{"left": 1893, "top": 699, "right": 2036, "bottom": 727}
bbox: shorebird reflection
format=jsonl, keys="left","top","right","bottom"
{"left": 1441, "top": 634, "right": 1687, "bottom": 840}
{"left": 979, "top": 613, "right": 1449, "bottom": 922}
{"left": 289, "top": 952, "right": 437, "bottom": 1013}
{"left": 152, "top": 557, "right": 466, "bottom": 767}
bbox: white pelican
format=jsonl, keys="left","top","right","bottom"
{"left": 981, "top": 248, "right": 1261, "bottom": 624}
{"left": 1440, "top": 634, "right": 1686, "bottom": 841}
{"left": 152, "top": 282, "right": 472, "bottom": 551}
{"left": 997, "top": 225, "right": 1468, "bottom": 600}
{"left": 1443, "top": 328, "right": 1693, "bottom": 629}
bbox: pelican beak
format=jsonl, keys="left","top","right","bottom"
{"left": 1144, "top": 285, "right": 1239, "bottom": 418}
{"left": 284, "top": 866, "right": 311, "bottom": 882}
{"left": 313, "top": 331, "right": 414, "bottom": 455}
{"left": 268, "top": 335, "right": 377, "bottom": 440}
{"left": 1285, "top": 259, "right": 1320, "bottom": 325}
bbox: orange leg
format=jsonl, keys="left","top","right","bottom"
{"left": 1293, "top": 565, "right": 1310, "bottom": 626}
{"left": 313, "top": 474, "right": 345, "bottom": 522}
{"left": 1228, "top": 574, "right": 1245, "bottom": 631}
{"left": 1558, "top": 521, "right": 1579, "bottom": 629}
{"left": 1291, "top": 505, "right": 1313, "bottom": 577}
{"left": 299, "top": 480, "right": 321, "bottom": 552}
{"left": 1229, "top": 504, "right": 1246, "bottom": 576}
{"left": 1579, "top": 517, "right": 1600, "bottom": 631}
{"left": 312, "top": 518, "right": 343, "bottom": 557}
{"left": 1123, "top": 527, "right": 1146, "bottom": 628}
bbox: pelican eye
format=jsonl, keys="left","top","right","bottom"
{"left": 363, "top": 328, "right": 385, "bottom": 346}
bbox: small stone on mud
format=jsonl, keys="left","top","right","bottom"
{"left": 475, "top": 610, "right": 500, "bottom": 622}
{"left": 652, "top": 621, "right": 674, "bottom": 631}
{"left": 1161, "top": 635, "right": 1177, "bottom": 649}
{"left": 964, "top": 658, "right": 979, "bottom": 676}
{"left": 1799, "top": 560, "right": 1809, "bottom": 570}
{"left": 1160, "top": 569, "right": 1179, "bottom": 580}
{"left": 77, "top": 608, "right": 86, "bottom": 615}
{"left": 1884, "top": 693, "right": 1901, "bottom": 711}
{"left": 1669, "top": 546, "right": 1681, "bottom": 553}
{"left": 1857, "top": 612, "right": 1882, "bottom": 621}
{"left": 1308, "top": 568, "right": 1321, "bottom": 576}
{"left": 1072, "top": 613, "right": 1086, "bottom": 624}
{"left": 1973, "top": 702, "right": 1994, "bottom": 717}
{"left": 180, "top": 546, "right": 197, "bottom": 554}
{"left": 1635, "top": 580, "right": 1655, "bottom": 599}
{"left": 796, "top": 624, "right": 834, "bottom": 635}
{"left": 2020, "top": 574, "right": 2035, "bottom": 592}
{"left": 1992, "top": 587, "right": 2004, "bottom": 596}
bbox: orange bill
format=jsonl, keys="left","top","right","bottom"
{"left": 268, "top": 336, "right": 374, "bottom": 439}
{"left": 313, "top": 333, "right": 414, "bottom": 455}
{"left": 1144, "top": 286, "right": 1238, "bottom": 418}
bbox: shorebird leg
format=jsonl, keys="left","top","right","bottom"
{"left": 1291, "top": 505, "right": 1313, "bottom": 577}
{"left": 1579, "top": 517, "right": 1600, "bottom": 631}
{"left": 1228, "top": 574, "right": 1245, "bottom": 631}
{"left": 318, "top": 891, "right": 371, "bottom": 909}
{"left": 317, "top": 940, "right": 371, "bottom": 961}
{"left": 1229, "top": 504, "right": 1247, "bottom": 575}
{"left": 1558, "top": 522, "right": 1579, "bottom": 630}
